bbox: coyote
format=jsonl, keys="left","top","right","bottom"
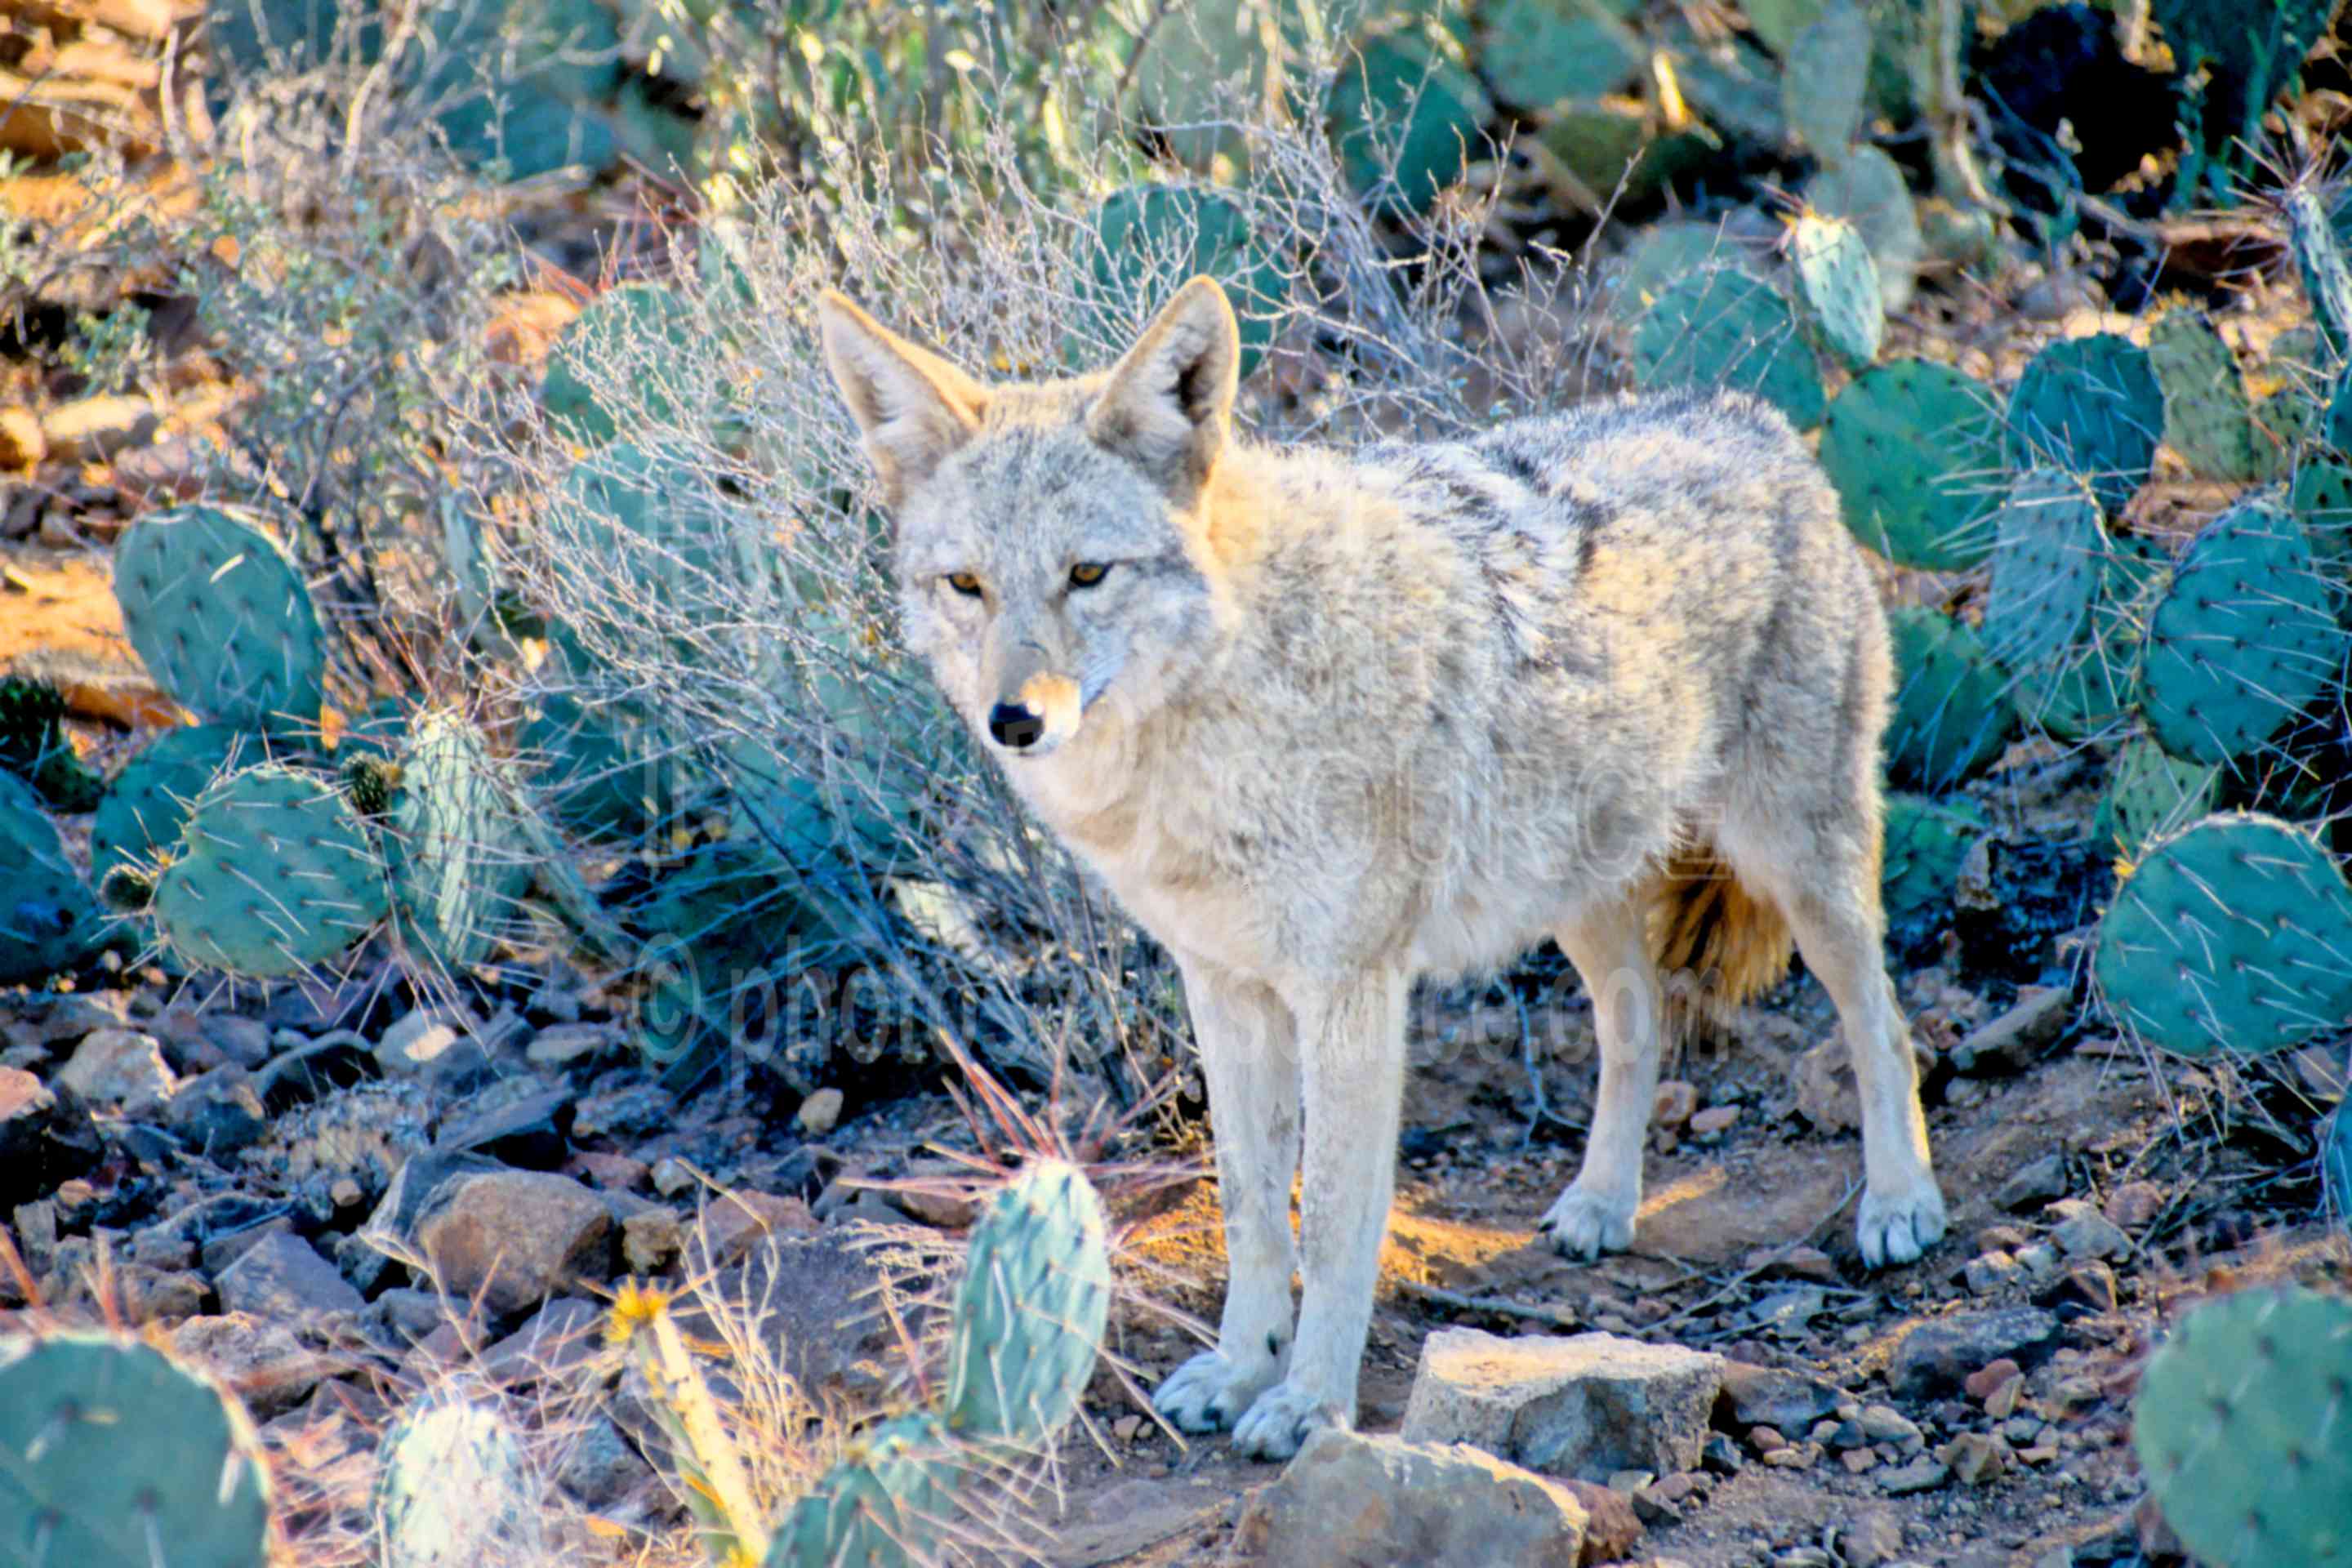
{"left": 818, "top": 278, "right": 1946, "bottom": 1460}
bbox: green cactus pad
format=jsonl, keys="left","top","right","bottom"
{"left": 2092, "top": 812, "right": 2352, "bottom": 1058}
{"left": 2031, "top": 532, "right": 2169, "bottom": 741}
{"left": 113, "top": 504, "right": 325, "bottom": 734}
{"left": 1329, "top": 25, "right": 1493, "bottom": 219}
{"left": 1884, "top": 606, "right": 2015, "bottom": 792}
{"left": 2149, "top": 311, "right": 2265, "bottom": 483}
{"left": 1781, "top": 0, "right": 1869, "bottom": 158}
{"left": 1819, "top": 360, "right": 2002, "bottom": 570}
{"left": 0, "top": 770, "right": 100, "bottom": 984}
{"left": 1632, "top": 267, "right": 1826, "bottom": 430}
{"left": 150, "top": 763, "right": 389, "bottom": 977}
{"left": 0, "top": 1330, "right": 273, "bottom": 1568}
{"left": 1079, "top": 185, "right": 1285, "bottom": 381}
{"left": 1477, "top": 0, "right": 1644, "bottom": 107}
{"left": 1610, "top": 222, "right": 1739, "bottom": 324}
{"left": 392, "top": 710, "right": 532, "bottom": 971}
{"left": 541, "top": 283, "right": 704, "bottom": 448}
{"left": 1882, "top": 791, "right": 1986, "bottom": 947}
{"left": 2133, "top": 1284, "right": 2352, "bottom": 1567}
{"left": 1805, "top": 145, "right": 1920, "bottom": 314}
{"left": 768, "top": 1411, "right": 958, "bottom": 1568}
{"left": 2138, "top": 495, "right": 2343, "bottom": 766}
{"left": 2326, "top": 367, "right": 2352, "bottom": 455}
{"left": 945, "top": 1159, "right": 1112, "bottom": 1450}
{"left": 1790, "top": 212, "right": 1881, "bottom": 369}
{"left": 2094, "top": 736, "right": 2221, "bottom": 860}
{"left": 1983, "top": 469, "right": 2104, "bottom": 728}
{"left": 2292, "top": 457, "right": 2352, "bottom": 568}
{"left": 373, "top": 1390, "right": 543, "bottom": 1568}
{"left": 90, "top": 723, "right": 249, "bottom": 888}
{"left": 2006, "top": 335, "right": 2163, "bottom": 516}
{"left": 2285, "top": 183, "right": 2352, "bottom": 364}
{"left": 0, "top": 675, "right": 102, "bottom": 813}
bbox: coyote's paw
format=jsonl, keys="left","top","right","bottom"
{"left": 1152, "top": 1350, "right": 1281, "bottom": 1435}
{"left": 1538, "top": 1186, "right": 1637, "bottom": 1260}
{"left": 1857, "top": 1178, "right": 1948, "bottom": 1267}
{"left": 1230, "top": 1379, "right": 1344, "bottom": 1462}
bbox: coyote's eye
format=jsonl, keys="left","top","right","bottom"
{"left": 946, "top": 572, "right": 984, "bottom": 597}
{"left": 1068, "top": 561, "right": 1111, "bottom": 589}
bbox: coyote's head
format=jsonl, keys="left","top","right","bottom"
{"left": 817, "top": 278, "right": 1241, "bottom": 761}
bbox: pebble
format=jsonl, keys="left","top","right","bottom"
{"left": 1877, "top": 1455, "right": 1950, "bottom": 1495}
{"left": 795, "top": 1087, "right": 844, "bottom": 1135}
{"left": 1965, "top": 1358, "right": 2022, "bottom": 1401}
{"left": 1964, "top": 1250, "right": 2020, "bottom": 1294}
{"left": 2046, "top": 1199, "right": 2130, "bottom": 1261}
{"left": 2102, "top": 1180, "right": 2163, "bottom": 1229}
{"left": 1652, "top": 1080, "right": 1698, "bottom": 1128}
{"left": 1689, "top": 1105, "right": 1740, "bottom": 1138}
{"left": 1993, "top": 1153, "right": 2067, "bottom": 1213}
{"left": 1940, "top": 1431, "right": 2009, "bottom": 1486}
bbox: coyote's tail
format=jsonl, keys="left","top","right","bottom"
{"left": 1645, "top": 844, "right": 1795, "bottom": 1033}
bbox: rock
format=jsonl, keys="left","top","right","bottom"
{"left": 0, "top": 1065, "right": 100, "bottom": 1205}
{"left": 2045, "top": 1199, "right": 2129, "bottom": 1261}
{"left": 1856, "top": 1404, "right": 1922, "bottom": 1446}
{"left": 41, "top": 394, "right": 158, "bottom": 462}
{"left": 567, "top": 1151, "right": 649, "bottom": 1192}
{"left": 649, "top": 1156, "right": 697, "bottom": 1198}
{"left": 1948, "top": 986, "right": 2069, "bottom": 1075}
{"left": 372, "top": 1287, "right": 447, "bottom": 1341}
{"left": 1748, "top": 1425, "right": 1788, "bottom": 1454}
{"left": 434, "top": 1083, "right": 576, "bottom": 1169}
{"left": 55, "top": 1027, "right": 176, "bottom": 1115}
{"left": 168, "top": 1313, "right": 347, "bottom": 1419}
{"left": 795, "top": 1087, "right": 844, "bottom": 1135}
{"left": 1983, "top": 1373, "right": 2022, "bottom": 1420}
{"left": 1963, "top": 1358, "right": 2022, "bottom": 1401}
{"left": 482, "top": 1297, "right": 605, "bottom": 1384}
{"left": 1699, "top": 1434, "right": 1744, "bottom": 1473}
{"left": 1652, "top": 1080, "right": 1697, "bottom": 1129}
{"left": 571, "top": 1080, "right": 671, "bottom": 1139}
{"left": 893, "top": 1183, "right": 979, "bottom": 1230}
{"left": 1889, "top": 1310, "right": 2058, "bottom": 1399}
{"left": 1401, "top": 1328, "right": 1724, "bottom": 1481}
{"left": 1562, "top": 1477, "right": 1642, "bottom": 1561}
{"left": 166, "top": 1066, "right": 269, "bottom": 1158}
{"left": 1938, "top": 1431, "right": 2009, "bottom": 1486}
{"left": 691, "top": 1189, "right": 817, "bottom": 1271}
{"left": 1689, "top": 1106, "right": 1740, "bottom": 1138}
{"left": 525, "top": 1023, "right": 615, "bottom": 1068}
{"left": 621, "top": 1209, "right": 684, "bottom": 1274}
{"left": 1973, "top": 1223, "right": 2029, "bottom": 1253}
{"left": 2102, "top": 1180, "right": 2164, "bottom": 1230}
{"left": 0, "top": 407, "right": 44, "bottom": 466}
{"left": 1232, "top": 1428, "right": 1588, "bottom": 1568}
{"left": 374, "top": 1015, "right": 491, "bottom": 1091}
{"left": 555, "top": 1414, "right": 651, "bottom": 1508}
{"left": 1717, "top": 1361, "right": 1843, "bottom": 1431}
{"left": 1875, "top": 1454, "right": 1949, "bottom": 1495}
{"left": 198, "top": 1015, "right": 274, "bottom": 1070}
{"left": 1993, "top": 1152, "right": 2068, "bottom": 1213}
{"left": 680, "top": 1231, "right": 895, "bottom": 1405}
{"left": 114, "top": 1266, "right": 209, "bottom": 1324}
{"left": 1843, "top": 1511, "right": 1908, "bottom": 1568}
{"left": 2013, "top": 1242, "right": 2061, "bottom": 1285}
{"left": 411, "top": 1170, "right": 614, "bottom": 1316}
{"left": 1963, "top": 1251, "right": 2020, "bottom": 1295}
{"left": 1793, "top": 1038, "right": 1859, "bottom": 1133}
{"left": 2041, "top": 1259, "right": 2118, "bottom": 1316}
{"left": 216, "top": 1230, "right": 365, "bottom": 1319}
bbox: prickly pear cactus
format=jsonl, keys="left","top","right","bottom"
{"left": 2137, "top": 494, "right": 2343, "bottom": 766}
{"left": 373, "top": 1389, "right": 543, "bottom": 1568}
{"left": 0, "top": 1330, "right": 273, "bottom": 1568}
{"left": 391, "top": 709, "right": 531, "bottom": 971}
{"left": 1080, "top": 185, "right": 1284, "bottom": 381}
{"left": 2328, "top": 367, "right": 2352, "bottom": 455}
{"left": 1882, "top": 791, "right": 1987, "bottom": 952}
{"left": 0, "top": 769, "right": 100, "bottom": 984}
{"left": 1329, "top": 24, "right": 1494, "bottom": 220}
{"left": 149, "top": 763, "right": 389, "bottom": 977}
{"left": 1884, "top": 607, "right": 2015, "bottom": 793}
{"left": 1790, "top": 211, "right": 1881, "bottom": 369}
{"left": 2006, "top": 334, "right": 2163, "bottom": 517}
{"left": 540, "top": 282, "right": 703, "bottom": 447}
{"left": 112, "top": 504, "right": 324, "bottom": 735}
{"left": 2032, "top": 532, "right": 2168, "bottom": 741}
{"left": 0, "top": 676, "right": 101, "bottom": 813}
{"left": 89, "top": 722, "right": 248, "bottom": 888}
{"left": 2148, "top": 311, "right": 2265, "bottom": 483}
{"left": 2292, "top": 457, "right": 2352, "bottom": 568}
{"left": 1805, "top": 145, "right": 1920, "bottom": 314}
{"left": 767, "top": 1411, "right": 959, "bottom": 1568}
{"left": 1983, "top": 469, "right": 2102, "bottom": 727}
{"left": 2154, "top": 0, "right": 2337, "bottom": 206}
{"left": 1781, "top": 0, "right": 1869, "bottom": 160}
{"left": 1819, "top": 359, "right": 2003, "bottom": 570}
{"left": 944, "top": 1159, "right": 1112, "bottom": 1449}
{"left": 2093, "top": 735, "right": 2221, "bottom": 859}
{"left": 1633, "top": 267, "right": 1826, "bottom": 430}
{"left": 2092, "top": 812, "right": 2352, "bottom": 1058}
{"left": 2132, "top": 1284, "right": 2352, "bottom": 1567}
{"left": 2284, "top": 181, "right": 2352, "bottom": 365}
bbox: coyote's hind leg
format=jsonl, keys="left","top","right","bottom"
{"left": 1539, "top": 898, "right": 1665, "bottom": 1259}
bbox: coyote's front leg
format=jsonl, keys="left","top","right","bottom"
{"left": 1227, "top": 967, "right": 1409, "bottom": 1461}
{"left": 1152, "top": 959, "right": 1303, "bottom": 1437}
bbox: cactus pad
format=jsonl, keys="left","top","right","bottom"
{"left": 1790, "top": 211, "right": 1881, "bottom": 369}
{"left": 2133, "top": 1284, "right": 2352, "bottom": 1568}
{"left": 0, "top": 770, "right": 100, "bottom": 984}
{"left": 1781, "top": 0, "right": 1870, "bottom": 158}
{"left": 373, "top": 1390, "right": 543, "bottom": 1568}
{"left": 0, "top": 1330, "right": 273, "bottom": 1568}
{"left": 2292, "top": 457, "right": 2352, "bottom": 568}
{"left": 113, "top": 504, "right": 324, "bottom": 734}
{"left": 2032, "top": 532, "right": 2169, "bottom": 741}
{"left": 768, "top": 1411, "right": 957, "bottom": 1568}
{"left": 2006, "top": 335, "right": 2163, "bottom": 516}
{"left": 90, "top": 723, "right": 248, "bottom": 888}
{"left": 2327, "top": 366, "right": 2352, "bottom": 455}
{"left": 1632, "top": 267, "right": 1826, "bottom": 430}
{"left": 392, "top": 710, "right": 531, "bottom": 971}
{"left": 2138, "top": 495, "right": 2343, "bottom": 766}
{"left": 1329, "top": 26, "right": 1493, "bottom": 219}
{"left": 1080, "top": 185, "right": 1284, "bottom": 380}
{"left": 945, "top": 1159, "right": 1112, "bottom": 1450}
{"left": 2149, "top": 311, "right": 2265, "bottom": 482}
{"left": 1805, "top": 145, "right": 1920, "bottom": 314}
{"left": 2094, "top": 735, "right": 2221, "bottom": 859}
{"left": 1983, "top": 469, "right": 2103, "bottom": 728}
{"left": 1884, "top": 607, "right": 2015, "bottom": 792}
{"left": 2285, "top": 182, "right": 2352, "bottom": 364}
{"left": 540, "top": 283, "right": 703, "bottom": 447}
{"left": 150, "top": 763, "right": 389, "bottom": 977}
{"left": 1882, "top": 791, "right": 1986, "bottom": 952}
{"left": 0, "top": 676, "right": 101, "bottom": 813}
{"left": 2092, "top": 812, "right": 2352, "bottom": 1058}
{"left": 1818, "top": 359, "right": 2002, "bottom": 569}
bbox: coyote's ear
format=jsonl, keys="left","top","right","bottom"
{"left": 1088, "top": 276, "right": 1239, "bottom": 503}
{"left": 817, "top": 292, "right": 988, "bottom": 506}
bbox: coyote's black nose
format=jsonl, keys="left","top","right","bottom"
{"left": 989, "top": 702, "right": 1045, "bottom": 748}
